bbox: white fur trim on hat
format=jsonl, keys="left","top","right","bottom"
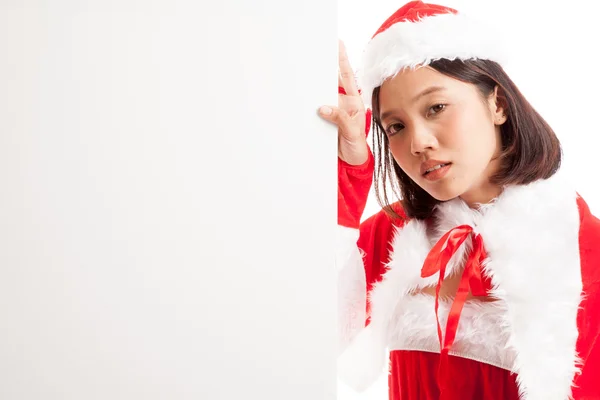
{"left": 358, "top": 12, "right": 509, "bottom": 106}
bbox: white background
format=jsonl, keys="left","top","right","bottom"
{"left": 338, "top": 1, "right": 600, "bottom": 398}
{"left": 0, "top": 1, "right": 337, "bottom": 399}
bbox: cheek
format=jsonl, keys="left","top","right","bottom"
{"left": 473, "top": 125, "right": 500, "bottom": 156}
{"left": 387, "top": 138, "right": 411, "bottom": 165}
{"left": 441, "top": 116, "right": 473, "bottom": 146}
{"left": 387, "top": 139, "right": 422, "bottom": 179}
{"left": 446, "top": 116, "right": 496, "bottom": 156}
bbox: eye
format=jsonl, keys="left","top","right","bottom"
{"left": 427, "top": 104, "right": 446, "bottom": 116}
{"left": 385, "top": 123, "right": 405, "bottom": 136}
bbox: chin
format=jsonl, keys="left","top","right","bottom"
{"left": 422, "top": 182, "right": 466, "bottom": 203}
{"left": 429, "top": 191, "right": 458, "bottom": 202}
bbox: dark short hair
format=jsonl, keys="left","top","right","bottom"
{"left": 370, "top": 58, "right": 562, "bottom": 221}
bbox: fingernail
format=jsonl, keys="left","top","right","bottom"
{"left": 320, "top": 106, "right": 332, "bottom": 115}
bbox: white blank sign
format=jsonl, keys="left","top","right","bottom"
{"left": 0, "top": 1, "right": 337, "bottom": 399}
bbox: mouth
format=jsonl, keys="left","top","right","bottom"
{"left": 422, "top": 162, "right": 452, "bottom": 176}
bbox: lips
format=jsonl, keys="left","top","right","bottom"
{"left": 421, "top": 160, "right": 452, "bottom": 176}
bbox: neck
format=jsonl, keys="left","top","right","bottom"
{"left": 459, "top": 158, "right": 504, "bottom": 209}
{"left": 459, "top": 181, "right": 503, "bottom": 209}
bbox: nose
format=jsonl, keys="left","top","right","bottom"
{"left": 410, "top": 125, "right": 438, "bottom": 156}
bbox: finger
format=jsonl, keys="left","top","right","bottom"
{"left": 318, "top": 105, "right": 336, "bottom": 120}
{"left": 338, "top": 40, "right": 360, "bottom": 97}
{"left": 318, "top": 105, "right": 358, "bottom": 138}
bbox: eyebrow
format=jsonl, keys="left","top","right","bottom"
{"left": 379, "top": 85, "right": 447, "bottom": 122}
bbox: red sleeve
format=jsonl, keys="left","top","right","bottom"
{"left": 337, "top": 143, "right": 407, "bottom": 325}
{"left": 572, "top": 282, "right": 600, "bottom": 398}
{"left": 337, "top": 149, "right": 374, "bottom": 229}
{"left": 572, "top": 197, "right": 600, "bottom": 398}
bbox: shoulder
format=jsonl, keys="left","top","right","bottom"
{"left": 357, "top": 202, "right": 409, "bottom": 263}
{"left": 359, "top": 202, "right": 408, "bottom": 241}
{"left": 577, "top": 196, "right": 600, "bottom": 285}
{"left": 577, "top": 196, "right": 600, "bottom": 239}
{"left": 355, "top": 202, "right": 409, "bottom": 287}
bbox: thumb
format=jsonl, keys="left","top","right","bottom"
{"left": 318, "top": 106, "right": 356, "bottom": 138}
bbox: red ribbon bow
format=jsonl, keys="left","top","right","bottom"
{"left": 420, "top": 225, "right": 492, "bottom": 395}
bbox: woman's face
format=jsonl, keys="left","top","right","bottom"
{"left": 378, "top": 66, "right": 506, "bottom": 205}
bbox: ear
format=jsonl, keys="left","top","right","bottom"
{"left": 489, "top": 85, "right": 507, "bottom": 126}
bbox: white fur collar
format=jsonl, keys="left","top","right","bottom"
{"left": 388, "top": 294, "right": 517, "bottom": 372}
{"left": 338, "top": 172, "right": 583, "bottom": 400}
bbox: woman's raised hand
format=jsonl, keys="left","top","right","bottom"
{"left": 319, "top": 40, "right": 370, "bottom": 166}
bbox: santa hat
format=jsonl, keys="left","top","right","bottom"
{"left": 358, "top": 1, "right": 509, "bottom": 106}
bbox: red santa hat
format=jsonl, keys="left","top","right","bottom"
{"left": 358, "top": 1, "right": 509, "bottom": 106}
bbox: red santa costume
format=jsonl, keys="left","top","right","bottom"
{"left": 336, "top": 2, "right": 600, "bottom": 400}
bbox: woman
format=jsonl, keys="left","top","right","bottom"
{"left": 320, "top": 1, "right": 600, "bottom": 399}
